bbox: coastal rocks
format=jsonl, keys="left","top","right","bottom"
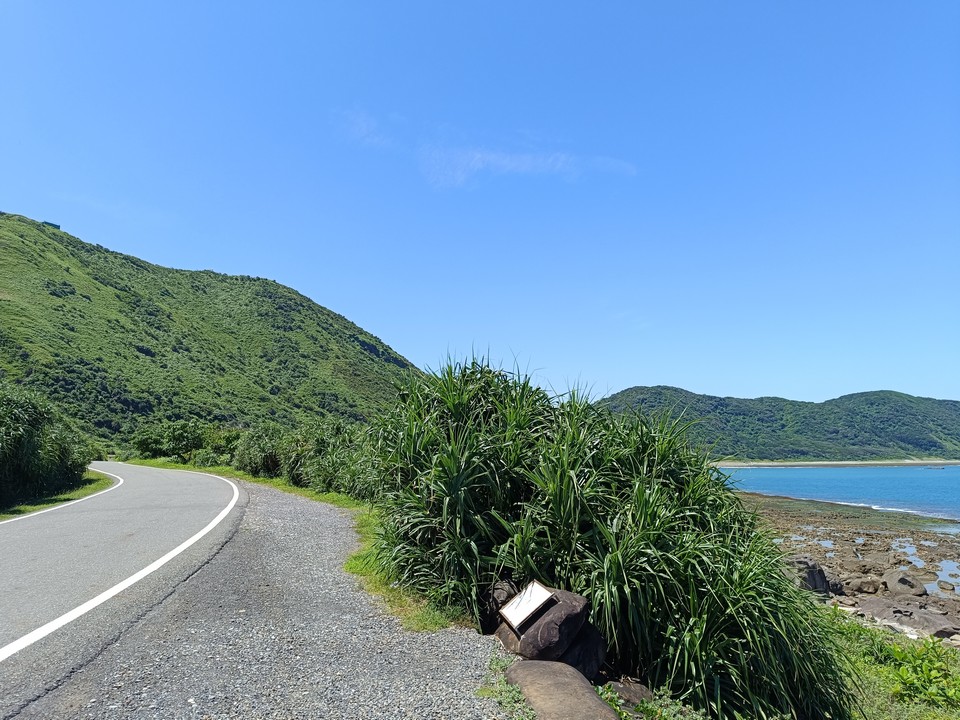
{"left": 882, "top": 570, "right": 928, "bottom": 597}
{"left": 786, "top": 555, "right": 832, "bottom": 594}
{"left": 844, "top": 576, "right": 882, "bottom": 594}
{"left": 845, "top": 552, "right": 897, "bottom": 577}
{"left": 857, "top": 597, "right": 960, "bottom": 638}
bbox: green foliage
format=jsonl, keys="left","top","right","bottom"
{"left": 131, "top": 419, "right": 208, "bottom": 462}
{"left": 0, "top": 213, "right": 415, "bottom": 440}
{"left": 0, "top": 470, "right": 113, "bottom": 520}
{"left": 232, "top": 424, "right": 285, "bottom": 477}
{"left": 0, "top": 379, "right": 94, "bottom": 506}
{"left": 632, "top": 689, "right": 712, "bottom": 720}
{"left": 835, "top": 614, "right": 960, "bottom": 712}
{"left": 372, "top": 359, "right": 855, "bottom": 719}
{"left": 596, "top": 684, "right": 635, "bottom": 720}
{"left": 601, "top": 386, "right": 960, "bottom": 461}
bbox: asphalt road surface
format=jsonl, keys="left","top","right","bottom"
{"left": 0, "top": 462, "right": 243, "bottom": 718}
{"left": 0, "top": 464, "right": 503, "bottom": 719}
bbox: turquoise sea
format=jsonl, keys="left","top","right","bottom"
{"left": 721, "top": 465, "right": 960, "bottom": 522}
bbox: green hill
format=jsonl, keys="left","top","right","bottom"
{"left": 0, "top": 212, "right": 414, "bottom": 438}
{"left": 600, "top": 385, "right": 960, "bottom": 461}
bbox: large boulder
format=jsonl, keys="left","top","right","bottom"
{"left": 845, "top": 552, "right": 896, "bottom": 576}
{"left": 786, "top": 555, "right": 831, "bottom": 594}
{"left": 506, "top": 660, "right": 619, "bottom": 720}
{"left": 844, "top": 576, "right": 882, "bottom": 594}
{"left": 557, "top": 620, "right": 607, "bottom": 682}
{"left": 883, "top": 570, "right": 928, "bottom": 597}
{"left": 495, "top": 588, "right": 589, "bottom": 661}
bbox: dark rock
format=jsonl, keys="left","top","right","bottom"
{"left": 607, "top": 679, "right": 654, "bottom": 706}
{"left": 495, "top": 621, "right": 522, "bottom": 655}
{"left": 786, "top": 555, "right": 831, "bottom": 594}
{"left": 496, "top": 588, "right": 589, "bottom": 661}
{"left": 883, "top": 570, "right": 928, "bottom": 597}
{"left": 826, "top": 571, "right": 845, "bottom": 596}
{"left": 480, "top": 580, "right": 519, "bottom": 634}
{"left": 557, "top": 620, "right": 607, "bottom": 681}
{"left": 506, "top": 660, "right": 619, "bottom": 720}
{"left": 846, "top": 552, "right": 896, "bottom": 576}
{"left": 845, "top": 576, "right": 881, "bottom": 594}
{"left": 857, "top": 596, "right": 960, "bottom": 638}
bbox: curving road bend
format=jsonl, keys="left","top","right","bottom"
{"left": 0, "top": 462, "right": 244, "bottom": 718}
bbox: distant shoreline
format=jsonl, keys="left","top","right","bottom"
{"left": 717, "top": 459, "right": 960, "bottom": 469}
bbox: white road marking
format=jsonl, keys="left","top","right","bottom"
{"left": 0, "top": 471, "right": 124, "bottom": 526}
{"left": 0, "top": 468, "right": 240, "bottom": 663}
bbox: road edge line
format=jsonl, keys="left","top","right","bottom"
{"left": 0, "top": 468, "right": 240, "bottom": 663}
{"left": 0, "top": 470, "right": 125, "bottom": 526}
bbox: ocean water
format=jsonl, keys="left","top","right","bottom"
{"left": 720, "top": 465, "right": 960, "bottom": 521}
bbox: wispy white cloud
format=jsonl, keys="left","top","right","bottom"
{"left": 331, "top": 108, "right": 636, "bottom": 187}
{"left": 418, "top": 145, "right": 579, "bottom": 187}
{"left": 330, "top": 108, "right": 392, "bottom": 147}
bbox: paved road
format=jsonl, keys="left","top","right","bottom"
{"left": 2, "top": 472, "right": 504, "bottom": 720}
{"left": 0, "top": 462, "right": 244, "bottom": 718}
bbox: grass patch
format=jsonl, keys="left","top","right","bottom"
{"left": 0, "top": 470, "right": 114, "bottom": 520}
{"left": 125, "top": 458, "right": 363, "bottom": 509}
{"left": 835, "top": 611, "right": 960, "bottom": 720}
{"left": 476, "top": 651, "right": 536, "bottom": 720}
{"left": 343, "top": 505, "right": 467, "bottom": 631}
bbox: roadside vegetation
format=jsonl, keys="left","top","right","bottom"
{"left": 122, "top": 360, "right": 960, "bottom": 719}
{"left": 0, "top": 379, "right": 97, "bottom": 509}
{"left": 0, "top": 470, "right": 113, "bottom": 521}
{"left": 95, "top": 359, "right": 960, "bottom": 719}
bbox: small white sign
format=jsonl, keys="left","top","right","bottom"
{"left": 499, "top": 580, "right": 554, "bottom": 632}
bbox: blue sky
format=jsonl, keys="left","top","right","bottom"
{"left": 3, "top": 2, "right": 958, "bottom": 402}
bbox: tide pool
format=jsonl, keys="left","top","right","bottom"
{"left": 721, "top": 464, "right": 960, "bottom": 521}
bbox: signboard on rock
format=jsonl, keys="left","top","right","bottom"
{"left": 499, "top": 580, "right": 554, "bottom": 632}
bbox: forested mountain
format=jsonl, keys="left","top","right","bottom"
{"left": 0, "top": 213, "right": 414, "bottom": 438}
{"left": 601, "top": 385, "right": 960, "bottom": 461}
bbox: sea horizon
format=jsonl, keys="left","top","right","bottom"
{"left": 721, "top": 464, "right": 960, "bottom": 523}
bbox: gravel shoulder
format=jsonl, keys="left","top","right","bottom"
{"left": 15, "top": 481, "right": 506, "bottom": 720}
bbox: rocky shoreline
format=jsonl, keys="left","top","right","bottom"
{"left": 743, "top": 492, "right": 960, "bottom": 642}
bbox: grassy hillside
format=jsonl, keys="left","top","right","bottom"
{"left": 0, "top": 213, "right": 414, "bottom": 438}
{"left": 601, "top": 385, "right": 960, "bottom": 461}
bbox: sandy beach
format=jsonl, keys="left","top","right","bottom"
{"left": 720, "top": 459, "right": 960, "bottom": 469}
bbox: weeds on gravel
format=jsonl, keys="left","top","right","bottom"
{"left": 477, "top": 652, "right": 536, "bottom": 720}
{"left": 344, "top": 506, "right": 467, "bottom": 631}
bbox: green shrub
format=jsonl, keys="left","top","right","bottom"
{"left": 836, "top": 614, "right": 960, "bottom": 710}
{"left": 232, "top": 424, "right": 284, "bottom": 477}
{"left": 372, "top": 359, "right": 854, "bottom": 719}
{"left": 0, "top": 380, "right": 94, "bottom": 506}
{"left": 131, "top": 419, "right": 210, "bottom": 462}
{"left": 191, "top": 448, "right": 221, "bottom": 467}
